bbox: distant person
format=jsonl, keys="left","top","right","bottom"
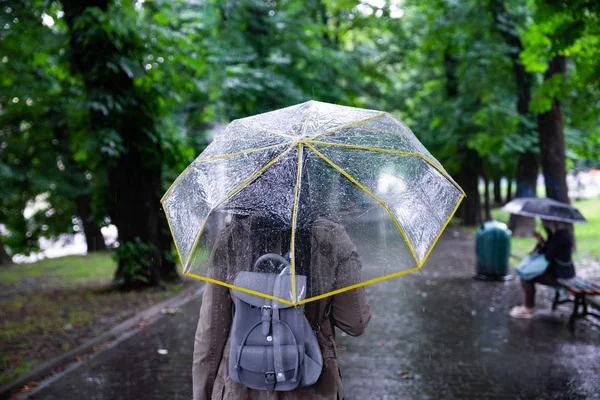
{"left": 192, "top": 215, "right": 371, "bottom": 400}
{"left": 510, "top": 219, "right": 575, "bottom": 319}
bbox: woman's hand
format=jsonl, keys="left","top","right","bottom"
{"left": 530, "top": 231, "right": 546, "bottom": 254}
{"left": 533, "top": 231, "right": 546, "bottom": 246}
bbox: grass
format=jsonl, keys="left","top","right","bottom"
{"left": 0, "top": 251, "right": 116, "bottom": 287}
{"left": 569, "top": 198, "right": 600, "bottom": 260}
{"left": 0, "top": 286, "right": 180, "bottom": 385}
{"left": 468, "top": 196, "right": 600, "bottom": 263}
{"left": 0, "top": 252, "right": 187, "bottom": 386}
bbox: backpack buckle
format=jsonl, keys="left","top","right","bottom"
{"left": 261, "top": 306, "right": 272, "bottom": 335}
{"left": 265, "top": 371, "right": 276, "bottom": 384}
{"left": 261, "top": 305, "right": 272, "bottom": 314}
{"left": 261, "top": 306, "right": 272, "bottom": 320}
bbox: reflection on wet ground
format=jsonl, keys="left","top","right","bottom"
{"left": 27, "top": 230, "right": 600, "bottom": 400}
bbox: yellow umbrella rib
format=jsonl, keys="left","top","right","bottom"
{"left": 195, "top": 143, "right": 289, "bottom": 164}
{"left": 182, "top": 217, "right": 211, "bottom": 274}
{"left": 188, "top": 192, "right": 461, "bottom": 305}
{"left": 161, "top": 165, "right": 193, "bottom": 203}
{"left": 185, "top": 272, "right": 296, "bottom": 306}
{"left": 308, "top": 112, "right": 386, "bottom": 140}
{"left": 307, "top": 141, "right": 465, "bottom": 196}
{"left": 161, "top": 204, "right": 185, "bottom": 269}
{"left": 304, "top": 142, "right": 421, "bottom": 268}
{"left": 183, "top": 144, "right": 296, "bottom": 271}
{"left": 211, "top": 143, "right": 296, "bottom": 212}
{"left": 301, "top": 101, "right": 316, "bottom": 136}
{"left": 290, "top": 142, "right": 304, "bottom": 304}
{"left": 419, "top": 193, "right": 465, "bottom": 268}
{"left": 383, "top": 113, "right": 465, "bottom": 194}
{"left": 298, "top": 266, "right": 421, "bottom": 305}
{"left": 161, "top": 144, "right": 288, "bottom": 202}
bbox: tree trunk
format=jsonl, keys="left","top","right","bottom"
{"left": 483, "top": 173, "right": 491, "bottom": 221}
{"left": 443, "top": 50, "right": 481, "bottom": 226}
{"left": 109, "top": 162, "right": 163, "bottom": 287}
{"left": 53, "top": 113, "right": 108, "bottom": 253}
{"left": 456, "top": 151, "right": 482, "bottom": 226}
{"left": 491, "top": 0, "right": 539, "bottom": 236}
{"left": 508, "top": 152, "right": 539, "bottom": 236}
{"left": 457, "top": 172, "right": 482, "bottom": 226}
{"left": 538, "top": 55, "right": 569, "bottom": 204}
{"left": 506, "top": 178, "right": 513, "bottom": 202}
{"left": 318, "top": 0, "right": 332, "bottom": 46}
{"left": 0, "top": 242, "right": 13, "bottom": 266}
{"left": 159, "top": 219, "right": 179, "bottom": 282}
{"left": 63, "top": 0, "right": 166, "bottom": 288}
{"left": 75, "top": 194, "right": 106, "bottom": 253}
{"left": 493, "top": 177, "right": 502, "bottom": 205}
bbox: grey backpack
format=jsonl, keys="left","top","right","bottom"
{"left": 228, "top": 253, "right": 323, "bottom": 391}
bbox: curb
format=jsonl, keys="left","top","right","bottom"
{"left": 0, "top": 283, "right": 205, "bottom": 400}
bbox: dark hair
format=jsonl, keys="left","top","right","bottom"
{"left": 243, "top": 215, "right": 312, "bottom": 276}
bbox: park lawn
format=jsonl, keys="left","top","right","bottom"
{"left": 0, "top": 251, "right": 116, "bottom": 288}
{"left": 0, "top": 252, "right": 184, "bottom": 386}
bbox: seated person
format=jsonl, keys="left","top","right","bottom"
{"left": 510, "top": 219, "right": 575, "bottom": 319}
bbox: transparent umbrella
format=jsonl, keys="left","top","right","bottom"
{"left": 162, "top": 100, "right": 465, "bottom": 305}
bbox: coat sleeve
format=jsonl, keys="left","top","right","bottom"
{"left": 329, "top": 224, "right": 371, "bottom": 337}
{"left": 545, "top": 230, "right": 572, "bottom": 264}
{"left": 330, "top": 249, "right": 372, "bottom": 337}
{"left": 192, "top": 283, "right": 232, "bottom": 400}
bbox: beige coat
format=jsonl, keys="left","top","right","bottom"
{"left": 192, "top": 219, "right": 371, "bottom": 400}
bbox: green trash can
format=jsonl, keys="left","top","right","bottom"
{"left": 475, "top": 220, "right": 512, "bottom": 280}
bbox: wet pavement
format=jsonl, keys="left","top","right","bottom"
{"left": 22, "top": 229, "right": 600, "bottom": 400}
{"left": 339, "top": 230, "right": 600, "bottom": 400}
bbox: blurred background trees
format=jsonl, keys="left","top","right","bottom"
{"left": 1, "top": 0, "right": 598, "bottom": 286}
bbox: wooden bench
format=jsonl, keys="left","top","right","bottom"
{"left": 552, "top": 279, "right": 600, "bottom": 333}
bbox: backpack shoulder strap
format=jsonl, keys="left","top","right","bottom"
{"left": 311, "top": 300, "right": 333, "bottom": 334}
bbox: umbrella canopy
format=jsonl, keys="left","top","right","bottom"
{"left": 162, "top": 100, "right": 465, "bottom": 305}
{"left": 502, "top": 197, "right": 587, "bottom": 224}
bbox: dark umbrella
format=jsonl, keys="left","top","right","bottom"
{"left": 501, "top": 197, "right": 588, "bottom": 224}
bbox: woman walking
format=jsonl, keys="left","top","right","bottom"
{"left": 193, "top": 215, "right": 371, "bottom": 400}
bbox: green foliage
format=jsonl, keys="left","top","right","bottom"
{"left": 522, "top": 0, "right": 600, "bottom": 152}
{"left": 528, "top": 73, "right": 565, "bottom": 113}
{"left": 2, "top": 0, "right": 599, "bottom": 278}
{"left": 0, "top": 0, "right": 95, "bottom": 255}
{"left": 206, "top": 0, "right": 390, "bottom": 120}
{"left": 57, "top": 0, "right": 208, "bottom": 286}
{"left": 60, "top": 0, "right": 203, "bottom": 178}
{"left": 142, "top": 0, "right": 211, "bottom": 166}
{"left": 397, "top": 0, "right": 527, "bottom": 178}
{"left": 113, "top": 238, "right": 157, "bottom": 285}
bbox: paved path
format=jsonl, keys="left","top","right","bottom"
{"left": 23, "top": 229, "right": 600, "bottom": 400}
